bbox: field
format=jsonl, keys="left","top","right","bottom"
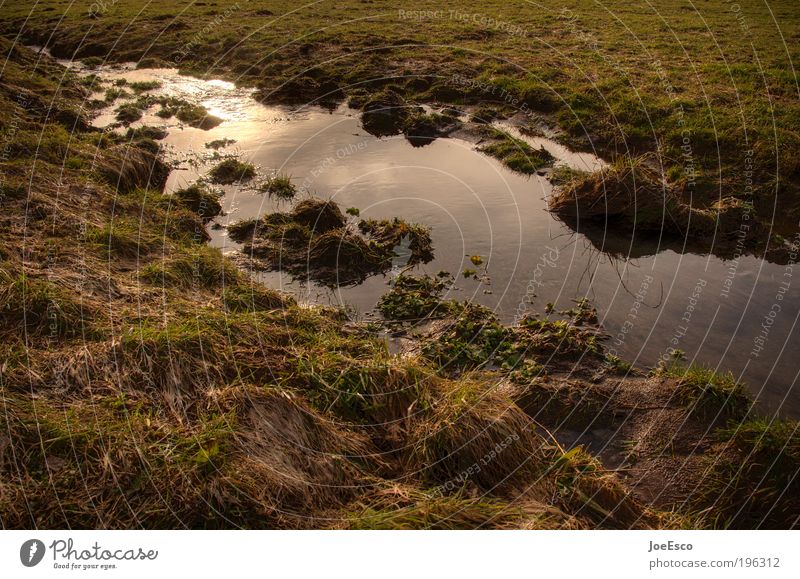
{"left": 0, "top": 1, "right": 799, "bottom": 529}
{"left": 3, "top": 0, "right": 800, "bottom": 234}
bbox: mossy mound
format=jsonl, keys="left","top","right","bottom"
{"left": 175, "top": 103, "right": 223, "bottom": 130}
{"left": 360, "top": 89, "right": 417, "bottom": 137}
{"left": 229, "top": 199, "right": 433, "bottom": 286}
{"left": 402, "top": 112, "right": 456, "bottom": 147}
{"left": 209, "top": 158, "right": 256, "bottom": 184}
{"left": 479, "top": 128, "right": 555, "bottom": 174}
{"left": 173, "top": 183, "right": 223, "bottom": 222}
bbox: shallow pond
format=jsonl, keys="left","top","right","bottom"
{"left": 78, "top": 63, "right": 800, "bottom": 418}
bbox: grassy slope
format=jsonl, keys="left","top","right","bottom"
{"left": 1, "top": 13, "right": 798, "bottom": 529}
{"left": 2, "top": 0, "right": 799, "bottom": 229}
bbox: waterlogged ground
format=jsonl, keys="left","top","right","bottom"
{"left": 78, "top": 62, "right": 800, "bottom": 417}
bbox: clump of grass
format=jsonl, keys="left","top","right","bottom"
{"left": 209, "top": 158, "right": 256, "bottom": 184}
{"left": 104, "top": 87, "right": 129, "bottom": 102}
{"left": 410, "top": 377, "right": 546, "bottom": 491}
{"left": 234, "top": 199, "right": 433, "bottom": 287}
{"left": 114, "top": 103, "right": 144, "bottom": 124}
{"left": 347, "top": 488, "right": 526, "bottom": 530}
{"left": 359, "top": 89, "right": 412, "bottom": 137}
{"left": 222, "top": 284, "right": 292, "bottom": 312}
{"left": 293, "top": 355, "right": 430, "bottom": 424}
{"left": 694, "top": 418, "right": 800, "bottom": 528}
{"left": 291, "top": 198, "right": 347, "bottom": 231}
{"left": 420, "top": 306, "right": 604, "bottom": 374}
{"left": 140, "top": 245, "right": 240, "bottom": 289}
{"left": 127, "top": 125, "right": 168, "bottom": 140}
{"left": 402, "top": 112, "right": 453, "bottom": 146}
{"left": 657, "top": 360, "right": 751, "bottom": 418}
{"left": 205, "top": 138, "right": 236, "bottom": 150}
{"left": 422, "top": 302, "right": 509, "bottom": 370}
{"left": 173, "top": 183, "right": 222, "bottom": 222}
{"left": 85, "top": 219, "right": 160, "bottom": 258}
{"left": 260, "top": 174, "right": 296, "bottom": 199}
{"left": 604, "top": 353, "right": 634, "bottom": 375}
{"left": 358, "top": 217, "right": 434, "bottom": 264}
{"left": 549, "top": 164, "right": 589, "bottom": 186}
{"left": 128, "top": 80, "right": 162, "bottom": 93}
{"left": 549, "top": 446, "right": 655, "bottom": 528}
{"left": 479, "top": 128, "right": 554, "bottom": 174}
{"left": 227, "top": 217, "right": 260, "bottom": 242}
{"left": 176, "top": 103, "right": 223, "bottom": 130}
{"left": 95, "top": 142, "right": 170, "bottom": 193}
{"left": 377, "top": 273, "right": 454, "bottom": 321}
{"left": 0, "top": 270, "right": 86, "bottom": 338}
{"left": 346, "top": 207, "right": 360, "bottom": 216}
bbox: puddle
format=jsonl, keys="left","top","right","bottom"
{"left": 74, "top": 62, "right": 799, "bottom": 418}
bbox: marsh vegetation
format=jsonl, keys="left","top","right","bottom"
{"left": 1, "top": 1, "right": 798, "bottom": 531}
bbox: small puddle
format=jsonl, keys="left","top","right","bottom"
{"left": 69, "top": 60, "right": 800, "bottom": 418}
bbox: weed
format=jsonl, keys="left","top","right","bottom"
{"left": 209, "top": 158, "right": 256, "bottom": 184}
{"left": 657, "top": 361, "right": 751, "bottom": 418}
{"left": 260, "top": 174, "right": 296, "bottom": 199}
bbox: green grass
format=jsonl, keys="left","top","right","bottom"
{"left": 479, "top": 129, "right": 555, "bottom": 174}
{"left": 0, "top": 270, "right": 86, "bottom": 337}
{"left": 175, "top": 103, "right": 223, "bottom": 130}
{"left": 173, "top": 183, "right": 223, "bottom": 222}
{"left": 3, "top": 0, "right": 797, "bottom": 228}
{"left": 2, "top": 9, "right": 799, "bottom": 531}
{"left": 85, "top": 219, "right": 162, "bottom": 258}
{"left": 658, "top": 360, "right": 751, "bottom": 418}
{"left": 128, "top": 80, "right": 162, "bottom": 93}
{"left": 260, "top": 174, "right": 297, "bottom": 199}
{"left": 208, "top": 158, "right": 256, "bottom": 184}
{"left": 114, "top": 103, "right": 144, "bottom": 124}
{"left": 377, "top": 273, "right": 453, "bottom": 321}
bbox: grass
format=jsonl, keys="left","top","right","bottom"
{"left": 479, "top": 128, "right": 555, "bottom": 174}
{"left": 1, "top": 16, "right": 798, "bottom": 531}
{"left": 85, "top": 219, "right": 161, "bottom": 258}
{"left": 208, "top": 158, "right": 256, "bottom": 184}
{"left": 139, "top": 245, "right": 239, "bottom": 290}
{"left": 128, "top": 80, "right": 162, "bottom": 93}
{"left": 205, "top": 138, "right": 237, "bottom": 150}
{"left": 0, "top": 270, "right": 86, "bottom": 338}
{"left": 347, "top": 489, "right": 527, "bottom": 530}
{"left": 657, "top": 360, "right": 751, "bottom": 418}
{"left": 694, "top": 418, "right": 800, "bottom": 528}
{"left": 230, "top": 199, "right": 434, "bottom": 286}
{"left": 173, "top": 183, "right": 223, "bottom": 222}
{"left": 114, "top": 103, "right": 144, "bottom": 124}
{"left": 260, "top": 174, "right": 297, "bottom": 199}
{"left": 377, "top": 273, "right": 453, "bottom": 321}
{"left": 175, "top": 103, "right": 223, "bottom": 130}
{"left": 4, "top": 0, "right": 798, "bottom": 233}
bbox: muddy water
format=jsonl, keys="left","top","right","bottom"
{"left": 80, "top": 64, "right": 799, "bottom": 418}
